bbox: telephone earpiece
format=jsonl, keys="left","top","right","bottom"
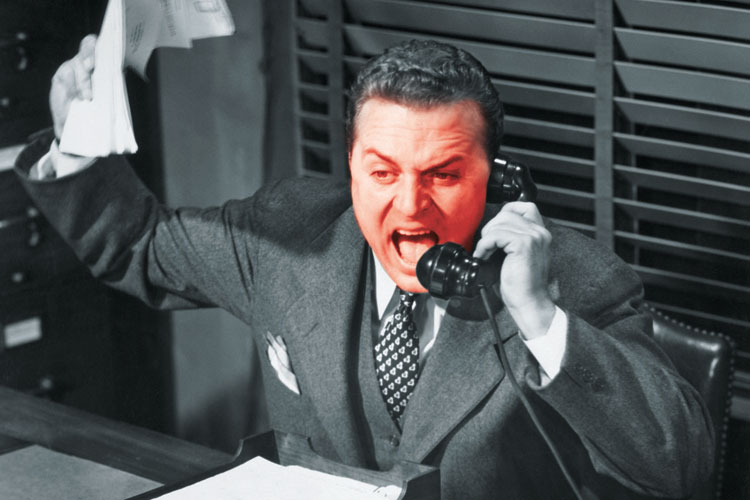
{"left": 486, "top": 154, "right": 537, "bottom": 204}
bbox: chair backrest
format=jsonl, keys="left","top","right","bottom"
{"left": 643, "top": 304, "right": 735, "bottom": 500}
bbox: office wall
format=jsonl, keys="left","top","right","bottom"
{"left": 156, "top": 0, "right": 268, "bottom": 452}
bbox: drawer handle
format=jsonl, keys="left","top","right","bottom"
{"left": 0, "top": 31, "right": 27, "bottom": 49}
{"left": 10, "top": 270, "right": 27, "bottom": 284}
{"left": 0, "top": 206, "right": 42, "bottom": 247}
{"left": 15, "top": 46, "right": 29, "bottom": 72}
{"left": 0, "top": 96, "right": 13, "bottom": 118}
{"left": 0, "top": 206, "right": 38, "bottom": 229}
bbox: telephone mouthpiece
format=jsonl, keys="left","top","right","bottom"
{"left": 417, "top": 242, "right": 493, "bottom": 299}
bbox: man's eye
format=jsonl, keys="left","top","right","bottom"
{"left": 429, "top": 171, "right": 458, "bottom": 181}
{"left": 372, "top": 170, "right": 393, "bottom": 180}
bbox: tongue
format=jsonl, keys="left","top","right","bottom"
{"left": 396, "top": 233, "right": 436, "bottom": 264}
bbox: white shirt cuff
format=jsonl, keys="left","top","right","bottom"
{"left": 32, "top": 140, "right": 95, "bottom": 180}
{"left": 523, "top": 306, "right": 567, "bottom": 384}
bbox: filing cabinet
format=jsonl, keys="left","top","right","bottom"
{"left": 0, "top": 1, "right": 104, "bottom": 147}
{"left": 0, "top": 1, "right": 169, "bottom": 431}
{"left": 0, "top": 167, "right": 117, "bottom": 414}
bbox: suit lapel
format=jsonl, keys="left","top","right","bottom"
{"left": 398, "top": 295, "right": 519, "bottom": 462}
{"left": 280, "top": 207, "right": 369, "bottom": 466}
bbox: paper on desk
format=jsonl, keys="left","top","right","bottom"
{"left": 59, "top": 0, "right": 234, "bottom": 157}
{"left": 153, "top": 456, "right": 402, "bottom": 500}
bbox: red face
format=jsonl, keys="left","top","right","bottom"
{"left": 349, "top": 98, "right": 490, "bottom": 293}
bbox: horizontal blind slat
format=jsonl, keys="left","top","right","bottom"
{"left": 615, "top": 98, "right": 750, "bottom": 141}
{"left": 615, "top": 0, "right": 750, "bottom": 41}
{"left": 501, "top": 147, "right": 594, "bottom": 178}
{"left": 423, "top": 0, "right": 595, "bottom": 21}
{"left": 616, "top": 28, "right": 750, "bottom": 76}
{"left": 505, "top": 117, "right": 594, "bottom": 147}
{"left": 615, "top": 133, "right": 750, "bottom": 174}
{"left": 614, "top": 165, "right": 750, "bottom": 205}
{"left": 344, "top": 0, "right": 596, "bottom": 53}
{"left": 497, "top": 80, "right": 595, "bottom": 115}
{"left": 615, "top": 198, "right": 750, "bottom": 237}
{"left": 537, "top": 185, "right": 594, "bottom": 210}
{"left": 342, "top": 25, "right": 596, "bottom": 86}
{"left": 615, "top": 231, "right": 750, "bottom": 263}
{"left": 634, "top": 265, "right": 750, "bottom": 298}
{"left": 616, "top": 62, "right": 750, "bottom": 110}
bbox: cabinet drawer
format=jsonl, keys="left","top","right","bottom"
{"left": 0, "top": 40, "right": 75, "bottom": 97}
{"left": 0, "top": 170, "right": 82, "bottom": 293}
{"left": 0, "top": 281, "right": 116, "bottom": 416}
{"left": 1, "top": 2, "right": 93, "bottom": 40}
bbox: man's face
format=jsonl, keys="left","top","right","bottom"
{"left": 349, "top": 98, "right": 490, "bottom": 293}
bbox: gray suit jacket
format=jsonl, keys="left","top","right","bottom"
{"left": 16, "top": 136, "right": 713, "bottom": 500}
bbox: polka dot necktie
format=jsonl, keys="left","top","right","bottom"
{"left": 374, "top": 290, "right": 420, "bottom": 422}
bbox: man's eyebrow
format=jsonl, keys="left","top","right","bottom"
{"left": 362, "top": 148, "right": 397, "bottom": 165}
{"left": 362, "top": 149, "right": 465, "bottom": 170}
{"left": 423, "top": 156, "right": 464, "bottom": 172}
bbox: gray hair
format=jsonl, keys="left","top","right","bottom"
{"left": 345, "top": 39, "right": 504, "bottom": 159}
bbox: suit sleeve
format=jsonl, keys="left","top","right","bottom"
{"left": 526, "top": 227, "right": 715, "bottom": 498}
{"left": 13, "top": 133, "right": 259, "bottom": 320}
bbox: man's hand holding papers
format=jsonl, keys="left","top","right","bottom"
{"left": 55, "top": 0, "right": 234, "bottom": 158}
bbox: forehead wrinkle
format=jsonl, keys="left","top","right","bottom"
{"left": 358, "top": 123, "right": 481, "bottom": 171}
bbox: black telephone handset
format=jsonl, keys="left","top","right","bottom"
{"left": 416, "top": 154, "right": 537, "bottom": 300}
{"left": 486, "top": 154, "right": 538, "bottom": 205}
{"left": 416, "top": 158, "right": 592, "bottom": 500}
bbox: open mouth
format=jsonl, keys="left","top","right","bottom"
{"left": 392, "top": 229, "right": 438, "bottom": 265}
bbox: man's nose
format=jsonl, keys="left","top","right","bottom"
{"left": 394, "top": 178, "right": 429, "bottom": 216}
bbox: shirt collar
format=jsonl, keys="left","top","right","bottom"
{"left": 373, "top": 253, "right": 398, "bottom": 320}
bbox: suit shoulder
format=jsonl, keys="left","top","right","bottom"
{"left": 256, "top": 176, "right": 351, "bottom": 223}
{"left": 225, "top": 176, "right": 352, "bottom": 243}
{"left": 547, "top": 222, "right": 643, "bottom": 314}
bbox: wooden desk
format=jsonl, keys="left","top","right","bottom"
{"left": 0, "top": 386, "right": 231, "bottom": 486}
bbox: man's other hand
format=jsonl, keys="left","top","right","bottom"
{"left": 50, "top": 35, "right": 96, "bottom": 140}
{"left": 473, "top": 201, "right": 556, "bottom": 339}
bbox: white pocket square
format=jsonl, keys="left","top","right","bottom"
{"left": 265, "top": 331, "right": 300, "bottom": 395}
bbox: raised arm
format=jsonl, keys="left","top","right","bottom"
{"left": 14, "top": 36, "right": 260, "bottom": 318}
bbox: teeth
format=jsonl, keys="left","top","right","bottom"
{"left": 393, "top": 229, "right": 437, "bottom": 265}
{"left": 396, "top": 230, "right": 431, "bottom": 236}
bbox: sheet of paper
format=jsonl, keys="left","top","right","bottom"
{"left": 59, "top": 0, "right": 135, "bottom": 157}
{"left": 157, "top": 0, "right": 192, "bottom": 49}
{"left": 153, "top": 456, "right": 402, "bottom": 500}
{"left": 185, "top": 0, "right": 235, "bottom": 40}
{"left": 124, "top": 0, "right": 165, "bottom": 78}
{"left": 58, "top": 0, "right": 235, "bottom": 157}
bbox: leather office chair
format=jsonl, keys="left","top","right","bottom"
{"left": 643, "top": 304, "right": 735, "bottom": 500}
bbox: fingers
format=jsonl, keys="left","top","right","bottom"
{"left": 473, "top": 225, "right": 550, "bottom": 260}
{"left": 51, "top": 35, "right": 96, "bottom": 101}
{"left": 74, "top": 35, "right": 97, "bottom": 100}
{"left": 496, "top": 201, "right": 544, "bottom": 225}
{"left": 79, "top": 34, "right": 97, "bottom": 60}
{"left": 473, "top": 203, "right": 550, "bottom": 259}
{"left": 49, "top": 35, "right": 97, "bottom": 139}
